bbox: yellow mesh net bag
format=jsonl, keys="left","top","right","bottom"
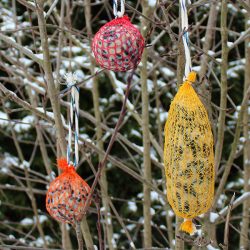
{"left": 164, "top": 72, "right": 215, "bottom": 235}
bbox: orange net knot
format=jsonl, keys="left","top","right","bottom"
{"left": 46, "top": 158, "right": 91, "bottom": 225}
{"left": 186, "top": 71, "right": 197, "bottom": 84}
{"left": 57, "top": 158, "right": 75, "bottom": 172}
{"left": 179, "top": 219, "right": 197, "bottom": 235}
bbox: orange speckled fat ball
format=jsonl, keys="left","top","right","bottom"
{"left": 46, "top": 158, "right": 90, "bottom": 225}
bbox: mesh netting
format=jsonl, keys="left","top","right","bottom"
{"left": 92, "top": 16, "right": 144, "bottom": 72}
{"left": 46, "top": 159, "right": 90, "bottom": 225}
{"left": 164, "top": 72, "right": 215, "bottom": 220}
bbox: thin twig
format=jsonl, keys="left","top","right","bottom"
{"left": 81, "top": 69, "right": 135, "bottom": 215}
{"left": 220, "top": 193, "right": 235, "bottom": 250}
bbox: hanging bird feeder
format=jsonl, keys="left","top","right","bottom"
{"left": 92, "top": 0, "right": 144, "bottom": 72}
{"left": 163, "top": 0, "right": 215, "bottom": 235}
{"left": 46, "top": 73, "right": 90, "bottom": 225}
{"left": 46, "top": 158, "right": 91, "bottom": 225}
{"left": 164, "top": 72, "right": 215, "bottom": 235}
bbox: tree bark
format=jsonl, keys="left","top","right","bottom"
{"left": 175, "top": 217, "right": 184, "bottom": 250}
{"left": 240, "top": 1, "right": 250, "bottom": 248}
{"left": 214, "top": 0, "right": 228, "bottom": 173}
{"left": 198, "top": 2, "right": 218, "bottom": 247}
{"left": 80, "top": 216, "right": 95, "bottom": 250}
{"left": 141, "top": 1, "right": 154, "bottom": 248}
{"left": 36, "top": 0, "right": 67, "bottom": 154}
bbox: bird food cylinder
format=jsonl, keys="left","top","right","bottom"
{"left": 164, "top": 72, "right": 215, "bottom": 234}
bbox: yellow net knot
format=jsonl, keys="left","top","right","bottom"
{"left": 179, "top": 219, "right": 197, "bottom": 235}
{"left": 186, "top": 71, "right": 197, "bottom": 83}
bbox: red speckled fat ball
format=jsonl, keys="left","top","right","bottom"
{"left": 46, "top": 158, "right": 90, "bottom": 225}
{"left": 92, "top": 16, "right": 145, "bottom": 72}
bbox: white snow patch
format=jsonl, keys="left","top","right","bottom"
{"left": 147, "top": 79, "right": 154, "bottom": 92}
{"left": 0, "top": 167, "right": 9, "bottom": 174}
{"left": 113, "top": 233, "right": 120, "bottom": 240}
{"left": 207, "top": 244, "right": 220, "bottom": 250}
{"left": 157, "top": 80, "right": 166, "bottom": 88}
{"left": 150, "top": 191, "right": 160, "bottom": 201}
{"left": 20, "top": 215, "right": 48, "bottom": 226}
{"left": 62, "top": 46, "right": 82, "bottom": 53}
{"left": 74, "top": 56, "right": 88, "bottom": 65}
{"left": 35, "top": 53, "right": 44, "bottom": 60}
{"left": 148, "top": 0, "right": 157, "bottom": 7}
{"left": 8, "top": 235, "right": 15, "bottom": 240}
{"left": 227, "top": 59, "right": 245, "bottom": 78}
{"left": 62, "top": 60, "right": 76, "bottom": 68}
{"left": 126, "top": 224, "right": 136, "bottom": 230}
{"left": 130, "top": 242, "right": 136, "bottom": 248}
{"left": 38, "top": 215, "right": 48, "bottom": 224}
{"left": 0, "top": 111, "right": 8, "bottom": 126}
{"left": 19, "top": 238, "right": 26, "bottom": 244}
{"left": 168, "top": 209, "right": 175, "bottom": 217}
{"left": 160, "top": 112, "right": 168, "bottom": 122}
{"left": 100, "top": 206, "right": 106, "bottom": 212}
{"left": 160, "top": 224, "right": 167, "bottom": 229}
{"left": 208, "top": 50, "right": 215, "bottom": 56}
{"left": 19, "top": 58, "right": 32, "bottom": 67}
{"left": 30, "top": 236, "right": 53, "bottom": 247}
{"left": 128, "top": 201, "right": 137, "bottom": 212}
{"left": 2, "top": 153, "right": 19, "bottom": 167}
{"left": 240, "top": 137, "right": 246, "bottom": 143}
{"left": 107, "top": 217, "right": 112, "bottom": 225}
{"left": 228, "top": 3, "right": 238, "bottom": 13}
{"left": 150, "top": 207, "right": 155, "bottom": 215}
{"left": 36, "top": 108, "right": 54, "bottom": 119}
{"left": 192, "top": 66, "right": 201, "bottom": 72}
{"left": 161, "top": 67, "right": 175, "bottom": 77}
{"left": 27, "top": 81, "right": 45, "bottom": 94}
{"left": 74, "top": 69, "right": 85, "bottom": 80}
{"left": 226, "top": 178, "right": 244, "bottom": 189}
{"left": 131, "top": 129, "right": 141, "bottom": 137}
{"left": 20, "top": 218, "right": 33, "bottom": 226}
{"left": 14, "top": 115, "right": 34, "bottom": 132}
{"left": 20, "top": 160, "right": 30, "bottom": 169}
{"left": 137, "top": 192, "right": 143, "bottom": 198}
{"left": 111, "top": 237, "right": 117, "bottom": 247}
{"left": 209, "top": 212, "right": 219, "bottom": 223}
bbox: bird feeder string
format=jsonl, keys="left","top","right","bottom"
{"left": 113, "top": 0, "right": 125, "bottom": 18}
{"left": 64, "top": 72, "right": 79, "bottom": 167}
{"left": 180, "top": 0, "right": 192, "bottom": 79}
